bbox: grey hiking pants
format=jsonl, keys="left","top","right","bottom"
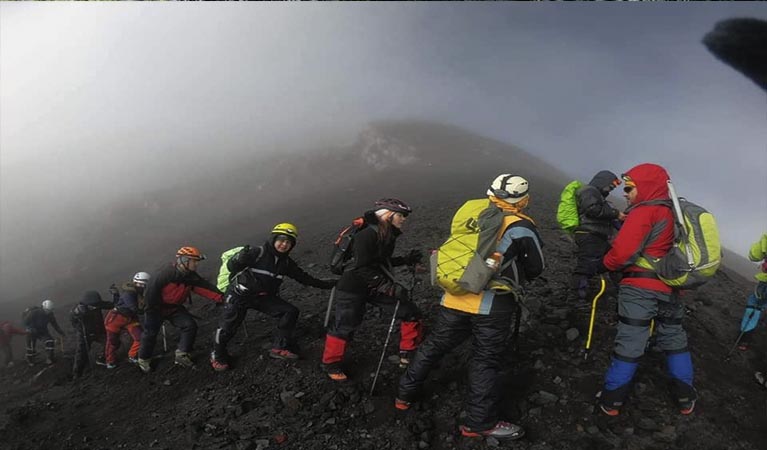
{"left": 614, "top": 285, "right": 687, "bottom": 360}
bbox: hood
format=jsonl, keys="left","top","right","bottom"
{"left": 588, "top": 170, "right": 619, "bottom": 194}
{"left": 624, "top": 163, "right": 670, "bottom": 203}
{"left": 80, "top": 290, "right": 104, "bottom": 306}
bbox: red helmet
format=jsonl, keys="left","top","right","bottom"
{"left": 176, "top": 246, "right": 205, "bottom": 261}
{"left": 373, "top": 198, "right": 412, "bottom": 216}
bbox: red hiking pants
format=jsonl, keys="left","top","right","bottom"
{"left": 104, "top": 310, "right": 142, "bottom": 364}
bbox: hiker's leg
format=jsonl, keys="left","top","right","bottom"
{"left": 126, "top": 322, "right": 142, "bottom": 359}
{"left": 254, "top": 295, "right": 299, "bottom": 350}
{"left": 398, "top": 307, "right": 471, "bottom": 402}
{"left": 168, "top": 307, "right": 197, "bottom": 354}
{"left": 138, "top": 312, "right": 162, "bottom": 360}
{"left": 464, "top": 312, "right": 512, "bottom": 431}
{"left": 655, "top": 293, "right": 695, "bottom": 403}
{"left": 322, "top": 290, "right": 365, "bottom": 366}
{"left": 600, "top": 285, "right": 657, "bottom": 408}
{"left": 213, "top": 292, "right": 247, "bottom": 358}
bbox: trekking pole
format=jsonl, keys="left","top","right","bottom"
{"left": 725, "top": 309, "right": 757, "bottom": 360}
{"left": 242, "top": 320, "right": 249, "bottom": 338}
{"left": 161, "top": 324, "right": 168, "bottom": 353}
{"left": 81, "top": 323, "right": 98, "bottom": 378}
{"left": 370, "top": 300, "right": 400, "bottom": 396}
{"left": 324, "top": 287, "right": 337, "bottom": 328}
{"left": 583, "top": 275, "right": 607, "bottom": 360}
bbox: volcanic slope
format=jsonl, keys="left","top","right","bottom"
{"left": 1, "top": 121, "right": 765, "bottom": 450}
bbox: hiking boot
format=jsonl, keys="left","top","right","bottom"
{"left": 738, "top": 343, "right": 749, "bottom": 351}
{"left": 106, "top": 363, "right": 117, "bottom": 370}
{"left": 755, "top": 371, "right": 767, "bottom": 389}
{"left": 128, "top": 356, "right": 138, "bottom": 364}
{"left": 174, "top": 351, "right": 195, "bottom": 368}
{"left": 394, "top": 398, "right": 411, "bottom": 411}
{"left": 460, "top": 421, "right": 525, "bottom": 440}
{"left": 210, "top": 353, "right": 230, "bottom": 372}
{"left": 323, "top": 364, "right": 348, "bottom": 382}
{"left": 6, "top": 361, "right": 14, "bottom": 369}
{"left": 45, "top": 357, "right": 54, "bottom": 365}
{"left": 269, "top": 348, "right": 299, "bottom": 360}
{"left": 599, "top": 404, "right": 620, "bottom": 416}
{"left": 137, "top": 358, "right": 152, "bottom": 373}
{"left": 398, "top": 351, "right": 414, "bottom": 368}
{"left": 679, "top": 399, "right": 696, "bottom": 415}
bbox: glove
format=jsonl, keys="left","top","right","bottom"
{"left": 108, "top": 283, "right": 119, "bottom": 296}
{"left": 594, "top": 260, "right": 609, "bottom": 275}
{"left": 320, "top": 279, "right": 338, "bottom": 290}
{"left": 405, "top": 249, "right": 424, "bottom": 265}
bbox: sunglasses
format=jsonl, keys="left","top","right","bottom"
{"left": 623, "top": 186, "right": 635, "bottom": 193}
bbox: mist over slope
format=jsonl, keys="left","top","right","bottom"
{"left": 0, "top": 121, "right": 569, "bottom": 317}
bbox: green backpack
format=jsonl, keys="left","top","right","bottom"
{"left": 430, "top": 199, "right": 515, "bottom": 295}
{"left": 556, "top": 180, "right": 583, "bottom": 233}
{"left": 636, "top": 182, "right": 721, "bottom": 289}
{"left": 216, "top": 246, "right": 263, "bottom": 292}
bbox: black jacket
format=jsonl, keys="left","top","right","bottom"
{"left": 228, "top": 241, "right": 333, "bottom": 296}
{"left": 336, "top": 211, "right": 411, "bottom": 295}
{"left": 22, "top": 307, "right": 64, "bottom": 335}
{"left": 575, "top": 170, "right": 620, "bottom": 238}
{"left": 70, "top": 291, "right": 114, "bottom": 339}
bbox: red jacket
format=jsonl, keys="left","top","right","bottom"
{"left": 144, "top": 263, "right": 223, "bottom": 313}
{"left": 0, "top": 321, "right": 27, "bottom": 346}
{"left": 603, "top": 163, "right": 674, "bottom": 293}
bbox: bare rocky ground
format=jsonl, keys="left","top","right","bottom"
{"left": 1, "top": 122, "right": 765, "bottom": 450}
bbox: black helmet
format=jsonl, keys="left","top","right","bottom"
{"left": 373, "top": 198, "right": 412, "bottom": 216}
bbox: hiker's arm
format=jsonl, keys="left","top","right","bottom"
{"left": 286, "top": 259, "right": 335, "bottom": 289}
{"left": 580, "top": 189, "right": 619, "bottom": 220}
{"left": 189, "top": 273, "right": 224, "bottom": 303}
{"left": 603, "top": 214, "right": 653, "bottom": 271}
{"left": 749, "top": 234, "right": 767, "bottom": 262}
{"left": 50, "top": 315, "right": 65, "bottom": 336}
{"left": 502, "top": 223, "right": 545, "bottom": 281}
{"left": 227, "top": 246, "right": 256, "bottom": 273}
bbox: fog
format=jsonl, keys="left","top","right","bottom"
{"left": 2, "top": 4, "right": 766, "bottom": 301}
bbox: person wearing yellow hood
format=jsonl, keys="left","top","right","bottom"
{"left": 746, "top": 234, "right": 767, "bottom": 388}
{"left": 396, "top": 174, "right": 544, "bottom": 441}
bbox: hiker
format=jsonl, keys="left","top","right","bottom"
{"left": 0, "top": 321, "right": 27, "bottom": 368}
{"left": 71, "top": 290, "right": 116, "bottom": 378}
{"left": 22, "top": 300, "right": 65, "bottom": 366}
{"left": 748, "top": 234, "right": 767, "bottom": 388}
{"left": 321, "top": 198, "right": 424, "bottom": 382}
{"left": 210, "top": 223, "right": 336, "bottom": 371}
{"left": 567, "top": 171, "right": 625, "bottom": 303}
{"left": 596, "top": 163, "right": 697, "bottom": 416}
{"left": 137, "top": 246, "right": 223, "bottom": 373}
{"left": 104, "top": 272, "right": 150, "bottom": 368}
{"left": 396, "top": 174, "right": 544, "bottom": 441}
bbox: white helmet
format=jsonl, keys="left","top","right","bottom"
{"left": 41, "top": 299, "right": 54, "bottom": 312}
{"left": 487, "top": 174, "right": 529, "bottom": 204}
{"left": 133, "top": 271, "right": 151, "bottom": 287}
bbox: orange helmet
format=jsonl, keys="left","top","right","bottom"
{"left": 176, "top": 246, "right": 205, "bottom": 261}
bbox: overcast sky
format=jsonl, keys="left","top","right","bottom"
{"left": 1, "top": 3, "right": 765, "bottom": 259}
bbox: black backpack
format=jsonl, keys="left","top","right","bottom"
{"left": 329, "top": 218, "right": 376, "bottom": 275}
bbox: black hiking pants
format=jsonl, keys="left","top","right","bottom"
{"left": 72, "top": 322, "right": 105, "bottom": 377}
{"left": 213, "top": 291, "right": 299, "bottom": 359}
{"left": 398, "top": 306, "right": 512, "bottom": 432}
{"left": 25, "top": 328, "right": 54, "bottom": 362}
{"left": 569, "top": 232, "right": 612, "bottom": 301}
{"left": 328, "top": 286, "right": 421, "bottom": 342}
{"left": 139, "top": 306, "right": 197, "bottom": 359}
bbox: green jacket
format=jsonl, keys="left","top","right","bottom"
{"left": 748, "top": 234, "right": 767, "bottom": 282}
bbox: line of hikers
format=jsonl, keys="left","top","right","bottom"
{"left": 3, "top": 164, "right": 765, "bottom": 441}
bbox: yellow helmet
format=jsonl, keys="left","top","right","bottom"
{"left": 271, "top": 222, "right": 298, "bottom": 240}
